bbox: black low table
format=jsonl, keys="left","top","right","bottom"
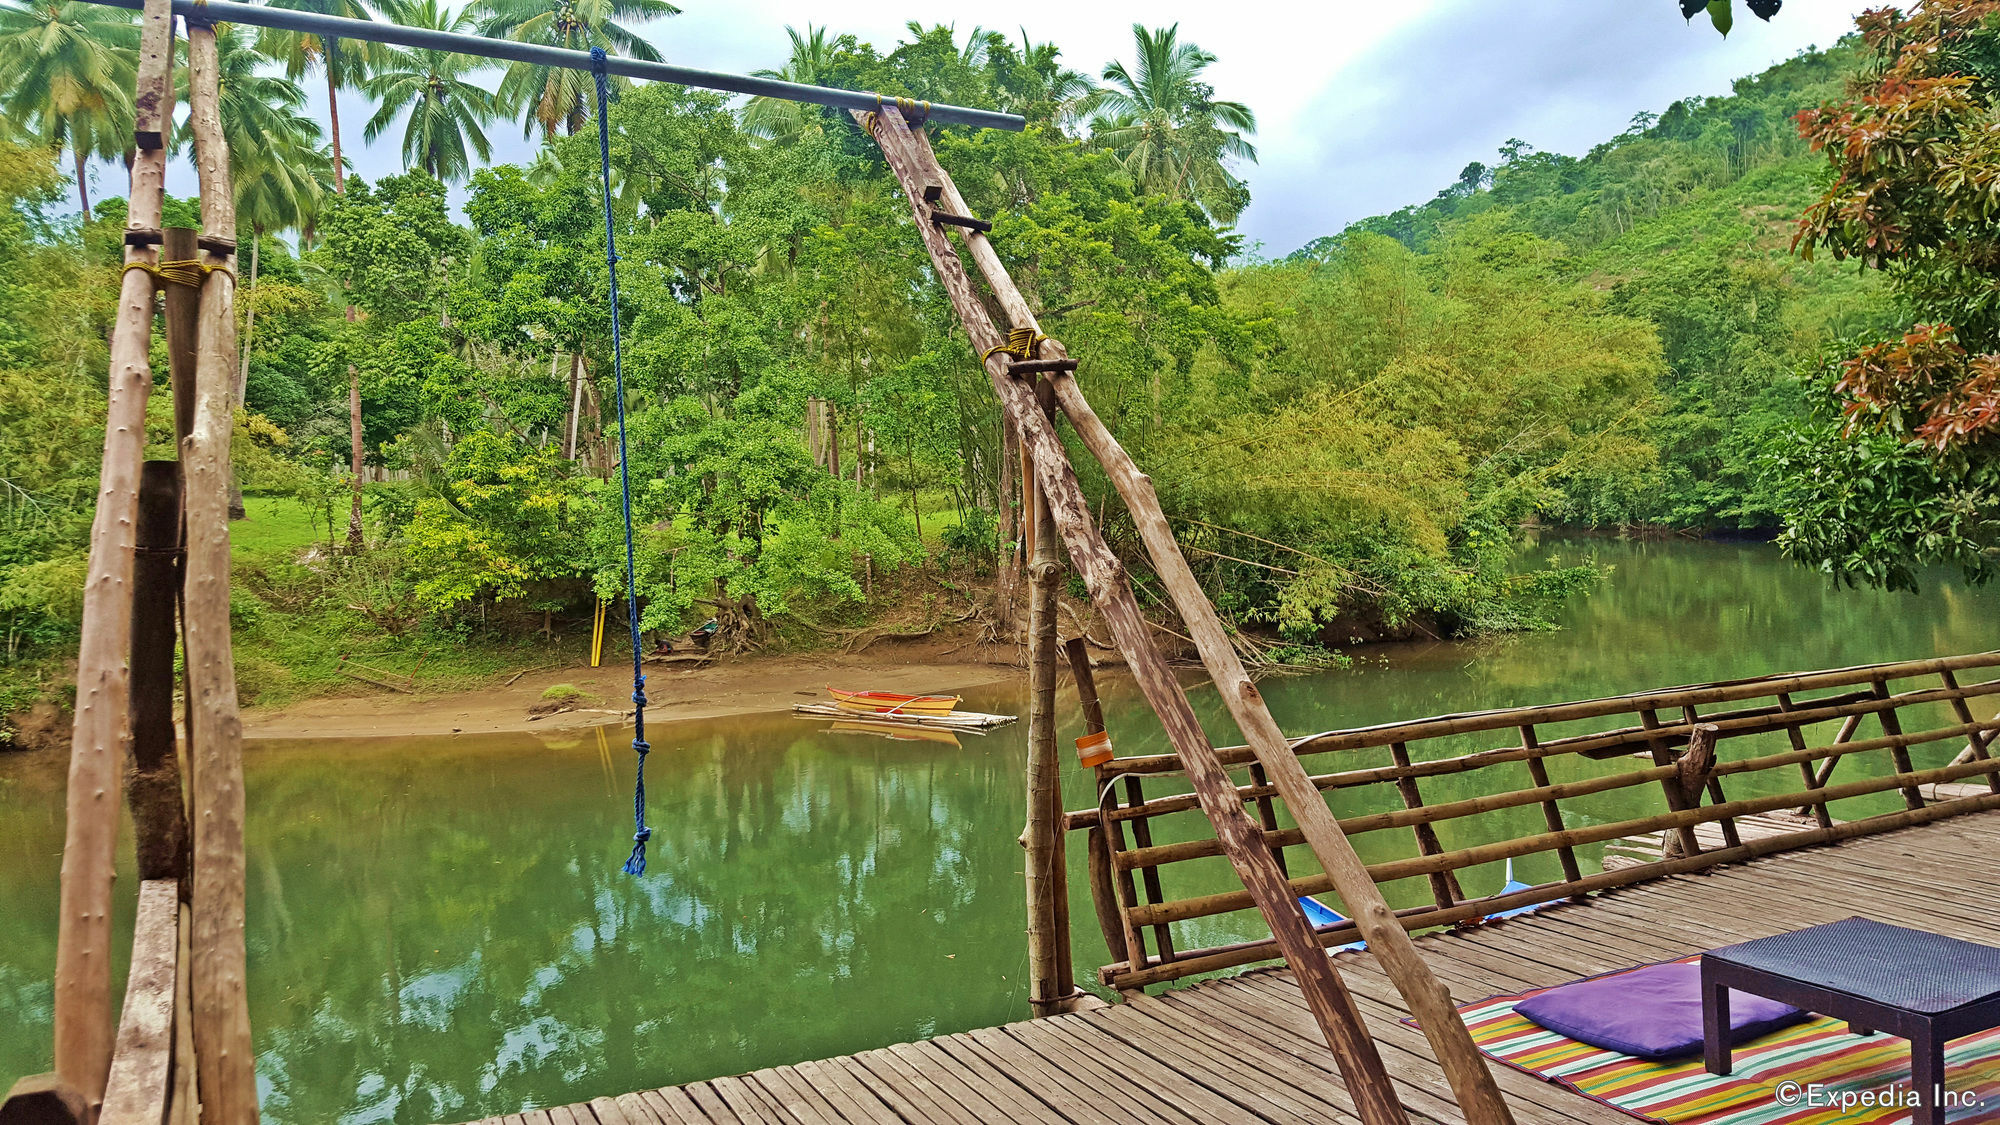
{"left": 1702, "top": 916, "right": 2000, "bottom": 1123}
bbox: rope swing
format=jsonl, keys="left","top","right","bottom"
{"left": 590, "top": 46, "right": 653, "bottom": 876}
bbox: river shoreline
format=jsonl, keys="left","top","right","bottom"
{"left": 241, "top": 636, "right": 1027, "bottom": 740}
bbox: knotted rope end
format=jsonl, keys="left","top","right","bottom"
{"left": 622, "top": 826, "right": 651, "bottom": 876}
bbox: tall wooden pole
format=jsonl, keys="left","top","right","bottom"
{"left": 54, "top": 0, "right": 175, "bottom": 1106}
{"left": 1023, "top": 377, "right": 1072, "bottom": 1017}
{"left": 185, "top": 20, "right": 257, "bottom": 1124}
{"left": 889, "top": 112, "right": 1511, "bottom": 1123}
{"left": 129, "top": 462, "right": 189, "bottom": 885}
{"left": 860, "top": 108, "right": 1408, "bottom": 1125}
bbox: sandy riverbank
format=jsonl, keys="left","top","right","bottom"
{"left": 242, "top": 640, "right": 1025, "bottom": 740}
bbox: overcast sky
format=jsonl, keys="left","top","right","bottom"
{"left": 138, "top": 0, "right": 1869, "bottom": 257}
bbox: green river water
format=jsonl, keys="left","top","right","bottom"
{"left": 0, "top": 537, "right": 1993, "bottom": 1123}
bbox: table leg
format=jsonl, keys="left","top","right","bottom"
{"left": 1703, "top": 973, "right": 1732, "bottom": 1076}
{"left": 1911, "top": 1026, "right": 1945, "bottom": 1125}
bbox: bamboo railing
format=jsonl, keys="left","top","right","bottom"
{"left": 1064, "top": 652, "right": 2000, "bottom": 991}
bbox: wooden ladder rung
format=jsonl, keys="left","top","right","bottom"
{"left": 1008, "top": 358, "right": 1079, "bottom": 377}
{"left": 930, "top": 209, "right": 993, "bottom": 232}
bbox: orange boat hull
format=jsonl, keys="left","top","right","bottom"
{"left": 827, "top": 686, "right": 961, "bottom": 716}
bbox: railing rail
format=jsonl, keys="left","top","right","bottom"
{"left": 1070, "top": 652, "right": 2000, "bottom": 990}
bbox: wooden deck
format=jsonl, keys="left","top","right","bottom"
{"left": 466, "top": 811, "right": 2000, "bottom": 1125}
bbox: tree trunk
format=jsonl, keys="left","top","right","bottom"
{"left": 73, "top": 145, "right": 91, "bottom": 216}
{"left": 346, "top": 360, "right": 363, "bottom": 552}
{"left": 996, "top": 419, "right": 1020, "bottom": 630}
{"left": 326, "top": 57, "right": 345, "bottom": 194}
{"left": 228, "top": 232, "right": 259, "bottom": 521}
{"left": 563, "top": 352, "right": 583, "bottom": 459}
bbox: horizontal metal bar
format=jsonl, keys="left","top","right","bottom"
{"left": 80, "top": 0, "right": 1026, "bottom": 132}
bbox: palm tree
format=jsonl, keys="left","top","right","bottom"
{"left": 994, "top": 30, "right": 1098, "bottom": 132}
{"left": 363, "top": 0, "right": 497, "bottom": 182}
{"left": 0, "top": 0, "right": 138, "bottom": 213}
{"left": 476, "top": 0, "right": 680, "bottom": 138}
{"left": 742, "top": 24, "right": 837, "bottom": 145}
{"left": 256, "top": 0, "right": 384, "bottom": 196}
{"left": 1091, "top": 23, "right": 1257, "bottom": 223}
{"left": 180, "top": 24, "right": 332, "bottom": 517}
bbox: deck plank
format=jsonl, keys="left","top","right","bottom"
{"left": 457, "top": 810, "right": 2000, "bottom": 1125}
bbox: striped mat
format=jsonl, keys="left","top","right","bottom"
{"left": 1458, "top": 956, "right": 2000, "bottom": 1123}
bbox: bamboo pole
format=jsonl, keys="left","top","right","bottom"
{"left": 1873, "top": 681, "right": 1924, "bottom": 810}
{"left": 1024, "top": 376, "right": 1072, "bottom": 1017}
{"left": 184, "top": 21, "right": 257, "bottom": 1124}
{"left": 53, "top": 0, "right": 175, "bottom": 1105}
{"left": 1520, "top": 725, "right": 1582, "bottom": 889}
{"left": 860, "top": 107, "right": 1408, "bottom": 1124}
{"left": 129, "top": 462, "right": 188, "bottom": 884}
{"left": 893, "top": 113, "right": 1511, "bottom": 1121}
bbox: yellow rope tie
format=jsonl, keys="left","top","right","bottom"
{"left": 870, "top": 94, "right": 932, "bottom": 128}
{"left": 123, "top": 259, "right": 236, "bottom": 289}
{"left": 982, "top": 325, "right": 1047, "bottom": 364}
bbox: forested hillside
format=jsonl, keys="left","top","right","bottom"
{"left": 0, "top": 12, "right": 1956, "bottom": 734}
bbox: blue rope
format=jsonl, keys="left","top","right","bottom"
{"left": 591, "top": 47, "right": 652, "bottom": 876}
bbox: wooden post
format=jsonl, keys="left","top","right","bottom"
{"left": 1388, "top": 742, "right": 1461, "bottom": 909}
{"left": 876, "top": 110, "right": 1501, "bottom": 1122}
{"left": 129, "top": 462, "right": 188, "bottom": 884}
{"left": 1776, "top": 693, "right": 1835, "bottom": 828}
{"left": 162, "top": 228, "right": 200, "bottom": 444}
{"left": 54, "top": 0, "right": 175, "bottom": 1106}
{"left": 1873, "top": 680, "right": 1925, "bottom": 811}
{"left": 1024, "top": 377, "right": 1073, "bottom": 1017}
{"left": 0, "top": 1077, "right": 89, "bottom": 1125}
{"left": 1939, "top": 671, "right": 2000, "bottom": 793}
{"left": 1066, "top": 637, "right": 1127, "bottom": 967}
{"left": 184, "top": 22, "right": 257, "bottom": 1125}
{"left": 1641, "top": 709, "right": 1704, "bottom": 859}
{"left": 863, "top": 107, "right": 1414, "bottom": 1125}
{"left": 1520, "top": 725, "right": 1583, "bottom": 891}
{"left": 1680, "top": 711, "right": 1740, "bottom": 849}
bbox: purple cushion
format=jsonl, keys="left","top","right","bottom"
{"left": 1513, "top": 961, "right": 1810, "bottom": 1060}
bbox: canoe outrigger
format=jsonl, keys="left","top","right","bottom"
{"left": 827, "top": 686, "right": 963, "bottom": 717}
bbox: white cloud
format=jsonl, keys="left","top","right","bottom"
{"left": 117, "top": 0, "right": 1865, "bottom": 255}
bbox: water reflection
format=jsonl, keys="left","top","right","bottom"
{"left": 0, "top": 537, "right": 1991, "bottom": 1123}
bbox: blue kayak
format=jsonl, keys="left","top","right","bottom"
{"left": 1298, "top": 860, "right": 1553, "bottom": 950}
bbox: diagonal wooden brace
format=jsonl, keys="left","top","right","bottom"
{"left": 866, "top": 105, "right": 1516, "bottom": 1123}
{"left": 861, "top": 106, "right": 1420, "bottom": 1125}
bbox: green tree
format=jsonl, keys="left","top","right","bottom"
{"left": 989, "top": 30, "right": 1099, "bottom": 132}
{"left": 363, "top": 0, "right": 499, "bottom": 182}
{"left": 257, "top": 0, "right": 386, "bottom": 195}
{"left": 742, "top": 24, "right": 840, "bottom": 145}
{"left": 0, "top": 0, "right": 137, "bottom": 212}
{"left": 1091, "top": 23, "right": 1256, "bottom": 224}
{"left": 475, "top": 0, "right": 680, "bottom": 138}
{"left": 1776, "top": 2, "right": 2000, "bottom": 587}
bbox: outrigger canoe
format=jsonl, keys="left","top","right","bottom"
{"left": 827, "top": 686, "right": 962, "bottom": 717}
{"left": 1299, "top": 861, "right": 1552, "bottom": 952}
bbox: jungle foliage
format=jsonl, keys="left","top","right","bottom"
{"left": 0, "top": 8, "right": 1982, "bottom": 722}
